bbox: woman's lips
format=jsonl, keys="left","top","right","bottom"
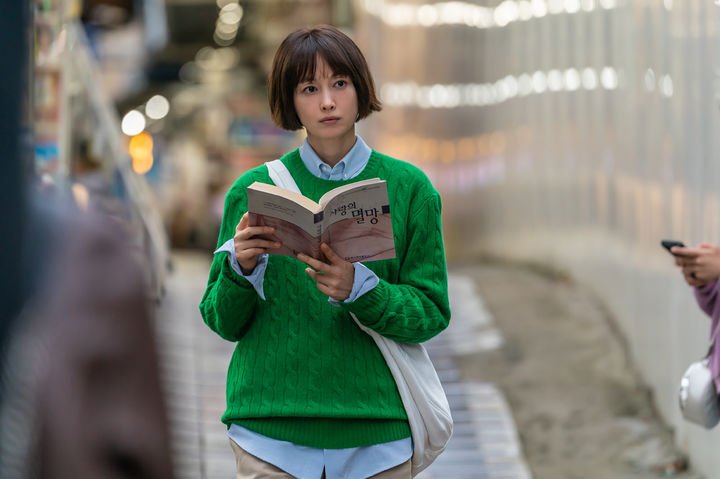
{"left": 320, "top": 117, "right": 340, "bottom": 124}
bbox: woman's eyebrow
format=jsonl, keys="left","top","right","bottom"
{"left": 297, "top": 71, "right": 347, "bottom": 85}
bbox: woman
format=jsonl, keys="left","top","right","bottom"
{"left": 199, "top": 25, "right": 450, "bottom": 479}
{"left": 672, "top": 242, "right": 720, "bottom": 392}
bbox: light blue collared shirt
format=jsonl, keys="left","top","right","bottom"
{"left": 215, "top": 136, "right": 411, "bottom": 478}
{"left": 228, "top": 424, "right": 411, "bottom": 479}
{"left": 299, "top": 136, "right": 371, "bottom": 180}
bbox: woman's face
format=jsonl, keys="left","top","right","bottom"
{"left": 293, "top": 56, "right": 358, "bottom": 146}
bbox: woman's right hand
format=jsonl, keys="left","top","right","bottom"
{"left": 671, "top": 242, "right": 720, "bottom": 287}
{"left": 234, "top": 213, "right": 280, "bottom": 274}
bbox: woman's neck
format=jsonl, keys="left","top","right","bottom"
{"left": 307, "top": 133, "right": 357, "bottom": 168}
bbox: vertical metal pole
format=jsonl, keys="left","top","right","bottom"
{"left": 0, "top": 0, "right": 28, "bottom": 338}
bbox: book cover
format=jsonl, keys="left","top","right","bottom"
{"left": 247, "top": 178, "right": 395, "bottom": 262}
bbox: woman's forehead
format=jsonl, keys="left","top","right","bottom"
{"left": 298, "top": 54, "right": 348, "bottom": 83}
{"left": 312, "top": 58, "right": 336, "bottom": 77}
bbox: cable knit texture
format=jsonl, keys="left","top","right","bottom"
{"left": 199, "top": 149, "right": 451, "bottom": 448}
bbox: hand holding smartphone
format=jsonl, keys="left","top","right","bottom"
{"left": 661, "top": 239, "right": 685, "bottom": 256}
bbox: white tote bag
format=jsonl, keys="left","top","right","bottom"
{"left": 679, "top": 325, "right": 720, "bottom": 429}
{"left": 350, "top": 314, "right": 453, "bottom": 475}
{"left": 265, "top": 160, "right": 453, "bottom": 475}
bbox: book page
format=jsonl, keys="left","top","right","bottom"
{"left": 317, "top": 178, "right": 383, "bottom": 207}
{"left": 321, "top": 214, "right": 395, "bottom": 262}
{"left": 247, "top": 182, "right": 322, "bottom": 236}
{"left": 319, "top": 179, "right": 390, "bottom": 229}
{"left": 248, "top": 213, "right": 322, "bottom": 259}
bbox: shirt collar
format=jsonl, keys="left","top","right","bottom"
{"left": 299, "top": 136, "right": 372, "bottom": 180}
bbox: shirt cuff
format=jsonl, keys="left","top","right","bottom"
{"left": 329, "top": 262, "right": 379, "bottom": 305}
{"left": 214, "top": 238, "right": 267, "bottom": 300}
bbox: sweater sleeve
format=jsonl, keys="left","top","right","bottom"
{"left": 339, "top": 192, "right": 451, "bottom": 343}
{"left": 694, "top": 280, "right": 720, "bottom": 318}
{"left": 199, "top": 182, "right": 259, "bottom": 342}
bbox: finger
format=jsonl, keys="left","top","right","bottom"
{"left": 238, "top": 238, "right": 281, "bottom": 250}
{"left": 672, "top": 247, "right": 699, "bottom": 258}
{"left": 304, "top": 267, "right": 325, "bottom": 281}
{"left": 678, "top": 256, "right": 696, "bottom": 267}
{"left": 320, "top": 243, "right": 343, "bottom": 264}
{"left": 236, "top": 212, "right": 249, "bottom": 233}
{"left": 314, "top": 281, "right": 347, "bottom": 301}
{"left": 315, "top": 281, "right": 335, "bottom": 297}
{"left": 238, "top": 225, "right": 276, "bottom": 240}
{"left": 297, "top": 253, "right": 330, "bottom": 272}
{"left": 308, "top": 269, "right": 345, "bottom": 290}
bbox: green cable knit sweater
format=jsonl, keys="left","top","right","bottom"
{"left": 199, "top": 149, "right": 451, "bottom": 449}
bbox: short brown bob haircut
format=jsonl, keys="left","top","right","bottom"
{"left": 268, "top": 25, "right": 382, "bottom": 131}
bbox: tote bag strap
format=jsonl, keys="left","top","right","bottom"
{"left": 265, "top": 159, "right": 301, "bottom": 194}
{"left": 705, "top": 322, "right": 720, "bottom": 358}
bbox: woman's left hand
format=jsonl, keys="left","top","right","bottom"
{"left": 297, "top": 243, "right": 355, "bottom": 301}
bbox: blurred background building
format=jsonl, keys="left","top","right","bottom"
{"left": 21, "top": 0, "right": 720, "bottom": 476}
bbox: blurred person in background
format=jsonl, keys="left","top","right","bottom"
{"left": 199, "top": 25, "right": 451, "bottom": 479}
{"left": 0, "top": 3, "right": 174, "bottom": 478}
{"left": 672, "top": 243, "right": 720, "bottom": 393}
{"left": 0, "top": 201, "right": 176, "bottom": 479}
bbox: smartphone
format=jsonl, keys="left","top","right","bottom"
{"left": 661, "top": 239, "right": 685, "bottom": 255}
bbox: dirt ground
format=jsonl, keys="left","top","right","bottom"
{"left": 451, "top": 260, "right": 703, "bottom": 479}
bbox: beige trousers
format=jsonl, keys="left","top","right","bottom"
{"left": 229, "top": 438, "right": 412, "bottom": 479}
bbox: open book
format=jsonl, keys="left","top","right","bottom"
{"left": 247, "top": 178, "right": 395, "bottom": 262}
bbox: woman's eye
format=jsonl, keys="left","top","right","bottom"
{"left": 335, "top": 80, "right": 346, "bottom": 87}
{"left": 303, "top": 85, "right": 316, "bottom": 93}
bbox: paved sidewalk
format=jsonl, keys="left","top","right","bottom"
{"left": 417, "top": 275, "right": 531, "bottom": 479}
{"left": 155, "top": 251, "right": 531, "bottom": 479}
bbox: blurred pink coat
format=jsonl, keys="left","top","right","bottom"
{"left": 693, "top": 280, "right": 720, "bottom": 392}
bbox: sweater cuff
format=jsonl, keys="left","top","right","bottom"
{"left": 696, "top": 280, "right": 719, "bottom": 295}
{"left": 215, "top": 239, "right": 267, "bottom": 300}
{"left": 220, "top": 254, "right": 257, "bottom": 292}
{"left": 339, "top": 278, "right": 389, "bottom": 327}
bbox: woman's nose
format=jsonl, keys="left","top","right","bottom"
{"left": 321, "top": 92, "right": 335, "bottom": 111}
